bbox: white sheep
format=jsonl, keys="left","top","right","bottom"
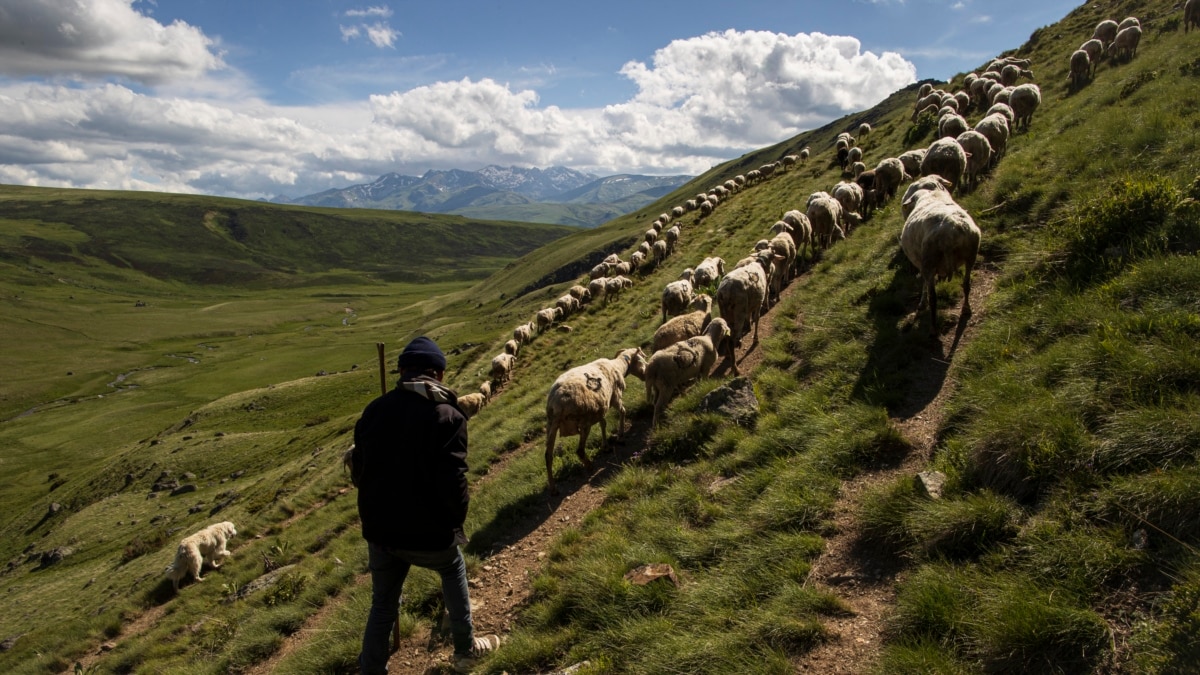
{"left": 716, "top": 251, "right": 773, "bottom": 376}
{"left": 1093, "top": 19, "right": 1119, "bottom": 47}
{"left": 1069, "top": 50, "right": 1090, "bottom": 88}
{"left": 1009, "top": 83, "right": 1041, "bottom": 131}
{"left": 661, "top": 269, "right": 696, "bottom": 323}
{"left": 847, "top": 146, "right": 863, "bottom": 165}
{"left": 589, "top": 262, "right": 609, "bottom": 280}
{"left": 953, "top": 91, "right": 970, "bottom": 113}
{"left": 735, "top": 174, "right": 747, "bottom": 187}
{"left": 851, "top": 161, "right": 867, "bottom": 178}
{"left": 778, "top": 214, "right": 812, "bottom": 268}
{"left": 699, "top": 200, "right": 714, "bottom": 216}
{"left": 652, "top": 239, "right": 669, "bottom": 265}
{"left": 692, "top": 256, "right": 725, "bottom": 289}
{"left": 956, "top": 130, "right": 993, "bottom": 193}
{"left": 568, "top": 284, "right": 592, "bottom": 303}
{"left": 938, "top": 113, "right": 970, "bottom": 139}
{"left": 457, "top": 392, "right": 488, "bottom": 419}
{"left": 665, "top": 224, "right": 681, "bottom": 254}
{"left": 898, "top": 150, "right": 927, "bottom": 181}
{"left": 985, "top": 103, "right": 1015, "bottom": 127}
{"left": 858, "top": 122, "right": 872, "bottom": 138}
{"left": 479, "top": 380, "right": 492, "bottom": 401}
{"left": 630, "top": 250, "right": 646, "bottom": 270}
{"left": 973, "top": 114, "right": 1009, "bottom": 166}
{"left": 644, "top": 229, "right": 658, "bottom": 245}
{"left": 899, "top": 175, "right": 981, "bottom": 337}
{"left": 587, "top": 278, "right": 606, "bottom": 303}
{"left": 651, "top": 293, "right": 713, "bottom": 353}
{"left": 637, "top": 241, "right": 652, "bottom": 258}
{"left": 799, "top": 148, "right": 810, "bottom": 162}
{"left": 921, "top": 137, "right": 969, "bottom": 192}
{"left": 514, "top": 322, "right": 535, "bottom": 344}
{"left": 1187, "top": 0, "right": 1200, "bottom": 33}
{"left": 1000, "top": 64, "right": 1033, "bottom": 86}
{"left": 543, "top": 347, "right": 647, "bottom": 493}
{"left": 672, "top": 206, "right": 685, "bottom": 219}
{"left": 644, "top": 318, "right": 731, "bottom": 427}
{"left": 490, "top": 352, "right": 516, "bottom": 385}
{"left": 874, "top": 158, "right": 908, "bottom": 201}
{"left": 1118, "top": 17, "right": 1140, "bottom": 32}
{"left": 504, "top": 338, "right": 521, "bottom": 357}
{"left": 1080, "top": 39, "right": 1104, "bottom": 76}
{"left": 767, "top": 230, "right": 798, "bottom": 291}
{"left": 807, "top": 196, "right": 844, "bottom": 249}
{"left": 535, "top": 306, "right": 562, "bottom": 332}
{"left": 604, "top": 275, "right": 633, "bottom": 304}
{"left": 1111, "top": 25, "right": 1141, "bottom": 61}
{"left": 832, "top": 181, "right": 864, "bottom": 221}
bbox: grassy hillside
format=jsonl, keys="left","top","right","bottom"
{"left": 2, "top": 0, "right": 1199, "bottom": 672}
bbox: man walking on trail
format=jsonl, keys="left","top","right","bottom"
{"left": 352, "top": 336, "right": 500, "bottom": 674}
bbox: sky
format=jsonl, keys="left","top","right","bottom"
{"left": 0, "top": 0, "right": 1083, "bottom": 201}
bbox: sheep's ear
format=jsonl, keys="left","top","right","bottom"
{"left": 937, "top": 176, "right": 953, "bottom": 189}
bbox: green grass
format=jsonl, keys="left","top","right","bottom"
{"left": 3, "top": 0, "right": 1200, "bottom": 672}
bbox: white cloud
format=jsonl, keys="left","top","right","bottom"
{"left": 0, "top": 23, "right": 917, "bottom": 199}
{"left": 363, "top": 22, "right": 400, "bottom": 48}
{"left": 345, "top": 6, "right": 393, "bottom": 19}
{"left": 0, "top": 0, "right": 224, "bottom": 85}
{"left": 340, "top": 4, "right": 399, "bottom": 48}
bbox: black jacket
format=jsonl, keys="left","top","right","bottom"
{"left": 353, "top": 375, "right": 469, "bottom": 550}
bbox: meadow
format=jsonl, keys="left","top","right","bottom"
{"left": 2, "top": 0, "right": 1200, "bottom": 672}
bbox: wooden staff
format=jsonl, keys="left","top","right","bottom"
{"left": 376, "top": 342, "right": 387, "bottom": 396}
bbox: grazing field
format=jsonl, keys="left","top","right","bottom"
{"left": 3, "top": 0, "right": 1200, "bottom": 673}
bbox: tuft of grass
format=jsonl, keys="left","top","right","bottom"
{"left": 903, "top": 491, "right": 1021, "bottom": 560}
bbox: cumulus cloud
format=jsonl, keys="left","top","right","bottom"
{"left": 0, "top": 20, "right": 916, "bottom": 199}
{"left": 0, "top": 0, "right": 224, "bottom": 85}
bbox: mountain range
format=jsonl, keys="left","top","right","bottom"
{"left": 279, "top": 165, "right": 693, "bottom": 228}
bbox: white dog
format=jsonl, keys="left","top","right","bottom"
{"left": 164, "top": 521, "right": 237, "bottom": 590}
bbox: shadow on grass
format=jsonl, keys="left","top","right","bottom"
{"left": 466, "top": 415, "right": 655, "bottom": 557}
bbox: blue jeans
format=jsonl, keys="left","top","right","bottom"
{"left": 358, "top": 541, "right": 475, "bottom": 674}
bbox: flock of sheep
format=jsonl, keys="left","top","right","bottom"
{"left": 1069, "top": 16, "right": 1146, "bottom": 88}
{"left": 455, "top": 9, "right": 1180, "bottom": 492}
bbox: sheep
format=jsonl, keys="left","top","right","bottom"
{"left": 644, "top": 318, "right": 731, "bottom": 427}
{"left": 1118, "top": 17, "right": 1140, "bottom": 32}
{"left": 658, "top": 212, "right": 672, "bottom": 225}
{"left": 504, "top": 338, "right": 521, "bottom": 357}
{"left": 921, "top": 137, "right": 969, "bottom": 192}
{"left": 685, "top": 199, "right": 698, "bottom": 212}
{"left": 973, "top": 114, "right": 1010, "bottom": 166}
{"left": 1009, "top": 83, "right": 1041, "bottom": 131}
{"left": 938, "top": 113, "right": 970, "bottom": 139}
{"left": 779, "top": 212, "right": 813, "bottom": 268}
{"left": 651, "top": 293, "right": 713, "bottom": 353}
{"left": 917, "top": 82, "right": 934, "bottom": 99}
{"left": 768, "top": 231, "right": 798, "bottom": 292}
{"left": 746, "top": 169, "right": 762, "bottom": 184}
{"left": 1094, "top": 19, "right": 1119, "bottom": 48}
{"left": 692, "top": 256, "right": 725, "bottom": 289}
{"left": 1069, "top": 49, "right": 1091, "bottom": 88}
{"left": 589, "top": 262, "right": 609, "bottom": 280}
{"left": 847, "top": 146, "right": 863, "bottom": 165}
{"left": 1187, "top": 0, "right": 1200, "bottom": 33}
{"left": 513, "top": 319, "right": 532, "bottom": 341}
{"left": 1080, "top": 39, "right": 1104, "bottom": 76}
{"left": 661, "top": 269, "right": 696, "bottom": 323}
{"left": 799, "top": 147, "right": 811, "bottom": 162}
{"left": 604, "top": 276, "right": 633, "bottom": 304}
{"left": 699, "top": 200, "right": 714, "bottom": 216}
{"left": 899, "top": 175, "right": 981, "bottom": 337}
{"left": 555, "top": 295, "right": 577, "bottom": 317}
{"left": 724, "top": 179, "right": 738, "bottom": 194}
{"left": 457, "top": 392, "right": 488, "bottom": 419}
{"left": 1111, "top": 25, "right": 1141, "bottom": 61}
{"left": 874, "top": 158, "right": 908, "bottom": 201}
{"left": 914, "top": 103, "right": 940, "bottom": 121}
{"left": 735, "top": 174, "right": 747, "bottom": 187}
{"left": 956, "top": 130, "right": 993, "bottom": 192}
{"left": 637, "top": 241, "right": 652, "bottom": 258}
{"left": 1000, "top": 64, "right": 1033, "bottom": 86}
{"left": 535, "top": 307, "right": 562, "bottom": 332}
{"left": 543, "top": 347, "right": 647, "bottom": 493}
{"left": 851, "top": 161, "right": 867, "bottom": 178}
{"left": 953, "top": 91, "right": 970, "bottom": 113}
{"left": 587, "top": 278, "right": 606, "bottom": 303}
{"left": 478, "top": 380, "right": 492, "bottom": 401}
{"left": 672, "top": 206, "right": 685, "bottom": 219}
{"left": 898, "top": 150, "right": 926, "bottom": 181}
{"left": 490, "top": 352, "right": 516, "bottom": 385}
{"left": 716, "top": 251, "right": 773, "bottom": 376}
{"left": 630, "top": 250, "right": 646, "bottom": 270}
{"left": 969, "top": 78, "right": 991, "bottom": 108}
{"left": 807, "top": 195, "right": 844, "bottom": 250}
{"left": 613, "top": 261, "right": 633, "bottom": 276}
{"left": 832, "top": 181, "right": 864, "bottom": 222}
{"left": 837, "top": 146, "right": 850, "bottom": 170}
{"left": 665, "top": 224, "right": 681, "bottom": 254}
{"left": 568, "top": 284, "right": 592, "bottom": 303}
{"left": 603, "top": 253, "right": 622, "bottom": 266}
{"left": 858, "top": 122, "right": 872, "bottom": 138}
{"left": 992, "top": 86, "right": 1014, "bottom": 107}
{"left": 985, "top": 103, "right": 1015, "bottom": 127}
{"left": 644, "top": 229, "right": 658, "bottom": 245}
{"left": 652, "top": 239, "right": 669, "bottom": 265}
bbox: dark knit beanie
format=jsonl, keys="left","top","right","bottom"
{"left": 397, "top": 336, "right": 447, "bottom": 372}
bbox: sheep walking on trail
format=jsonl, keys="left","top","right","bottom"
{"left": 717, "top": 251, "right": 773, "bottom": 376}
{"left": 692, "top": 256, "right": 725, "bottom": 290}
{"left": 543, "top": 348, "right": 647, "bottom": 493}
{"left": 457, "top": 392, "right": 487, "bottom": 419}
{"left": 644, "top": 318, "right": 731, "bottom": 427}
{"left": 661, "top": 269, "right": 696, "bottom": 323}
{"left": 899, "top": 175, "right": 981, "bottom": 337}
{"left": 490, "top": 352, "right": 516, "bottom": 386}
{"left": 1069, "top": 50, "right": 1090, "bottom": 89}
{"left": 1009, "top": 83, "right": 1041, "bottom": 132}
{"left": 651, "top": 293, "right": 713, "bottom": 353}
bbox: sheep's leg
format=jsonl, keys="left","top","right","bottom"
{"left": 961, "top": 262, "right": 974, "bottom": 317}
{"left": 545, "top": 422, "right": 560, "bottom": 494}
{"left": 928, "top": 277, "right": 940, "bottom": 337}
{"left": 577, "top": 425, "right": 594, "bottom": 472}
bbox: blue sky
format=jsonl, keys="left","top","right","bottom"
{"left": 0, "top": 0, "right": 1082, "bottom": 200}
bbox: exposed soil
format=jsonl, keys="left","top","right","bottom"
{"left": 794, "top": 266, "right": 998, "bottom": 673}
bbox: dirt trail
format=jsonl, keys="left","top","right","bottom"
{"left": 795, "top": 266, "right": 998, "bottom": 673}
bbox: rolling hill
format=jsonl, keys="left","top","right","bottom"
{"left": 1, "top": 0, "right": 1199, "bottom": 673}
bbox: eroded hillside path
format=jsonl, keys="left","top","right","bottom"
{"left": 796, "top": 266, "right": 998, "bottom": 673}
